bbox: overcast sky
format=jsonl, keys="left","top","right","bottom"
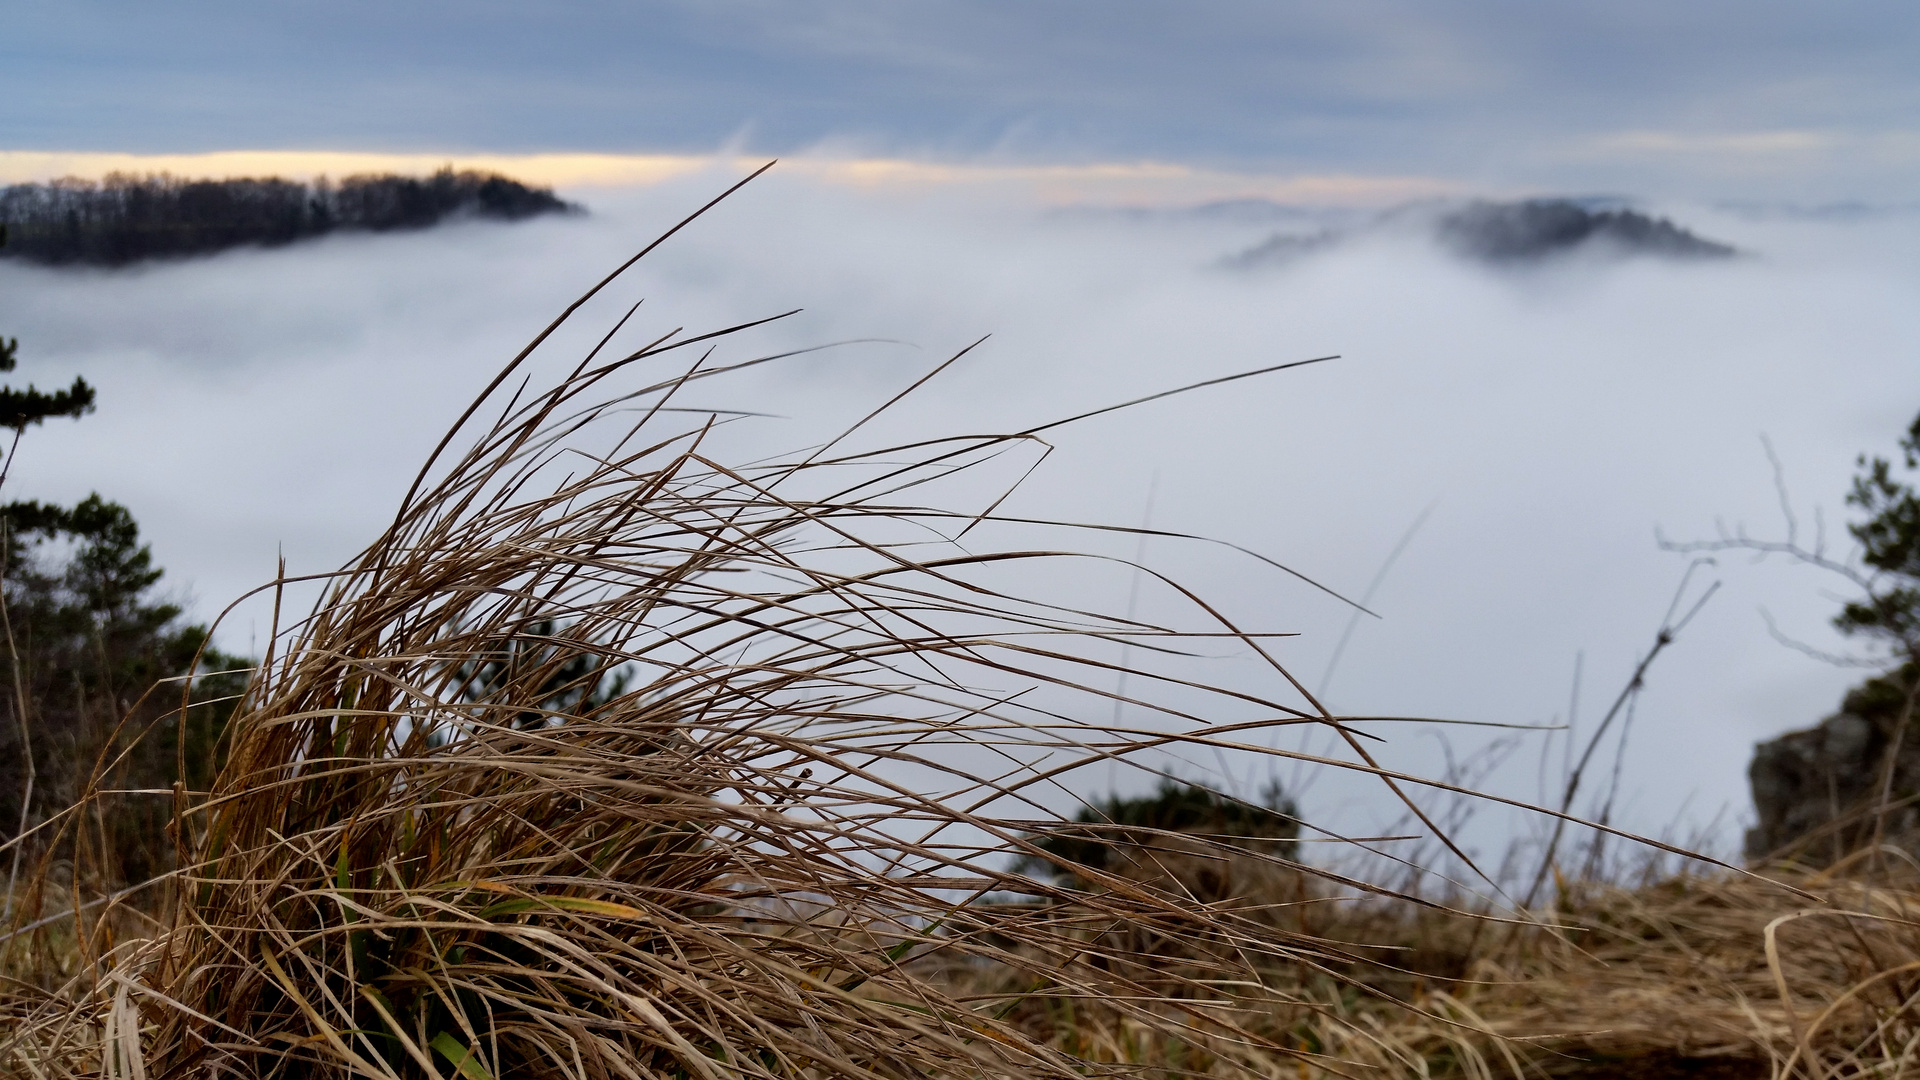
{"left": 7, "top": 1, "right": 1920, "bottom": 201}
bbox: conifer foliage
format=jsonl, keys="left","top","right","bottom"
{"left": 0, "top": 227, "right": 95, "bottom": 434}
{"left": 1838, "top": 409, "right": 1920, "bottom": 657}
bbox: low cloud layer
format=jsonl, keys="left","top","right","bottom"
{"left": 3, "top": 166, "right": 1916, "bottom": 862}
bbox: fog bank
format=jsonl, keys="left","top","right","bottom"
{"left": 4, "top": 166, "right": 1917, "bottom": 859}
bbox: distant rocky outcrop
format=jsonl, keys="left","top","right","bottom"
{"left": 1216, "top": 229, "right": 1341, "bottom": 270}
{"left": 1436, "top": 199, "right": 1736, "bottom": 263}
{"left": 1223, "top": 197, "right": 1740, "bottom": 271}
{"left": 1747, "top": 667, "right": 1920, "bottom": 864}
{"left": 0, "top": 167, "right": 578, "bottom": 267}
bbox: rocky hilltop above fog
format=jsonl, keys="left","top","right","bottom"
{"left": 0, "top": 167, "right": 578, "bottom": 267}
{"left": 1435, "top": 199, "right": 1736, "bottom": 262}
{"left": 1224, "top": 197, "right": 1739, "bottom": 269}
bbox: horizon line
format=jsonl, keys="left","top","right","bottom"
{"left": 0, "top": 149, "right": 1465, "bottom": 208}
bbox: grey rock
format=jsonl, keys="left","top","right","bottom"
{"left": 1746, "top": 676, "right": 1920, "bottom": 865}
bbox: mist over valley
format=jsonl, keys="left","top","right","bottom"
{"left": 3, "top": 165, "right": 1912, "bottom": 853}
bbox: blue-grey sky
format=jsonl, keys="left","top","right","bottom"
{"left": 7, "top": 1, "right": 1920, "bottom": 199}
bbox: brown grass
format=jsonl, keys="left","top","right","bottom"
{"left": 947, "top": 850, "right": 1920, "bottom": 1079}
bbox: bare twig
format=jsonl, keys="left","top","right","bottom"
{"left": 1522, "top": 560, "right": 1720, "bottom": 910}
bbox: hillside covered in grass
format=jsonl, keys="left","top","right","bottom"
{"left": 0, "top": 167, "right": 576, "bottom": 266}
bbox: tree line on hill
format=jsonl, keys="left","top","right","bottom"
{"left": 0, "top": 167, "right": 577, "bottom": 266}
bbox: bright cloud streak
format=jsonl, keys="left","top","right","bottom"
{"left": 0, "top": 150, "right": 1462, "bottom": 208}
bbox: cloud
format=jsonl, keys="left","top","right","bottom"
{"left": 0, "top": 150, "right": 716, "bottom": 188}
{"left": 3, "top": 167, "right": 1917, "bottom": 864}
{"left": 1580, "top": 130, "right": 1839, "bottom": 156}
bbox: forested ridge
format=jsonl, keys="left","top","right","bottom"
{"left": 0, "top": 167, "right": 576, "bottom": 266}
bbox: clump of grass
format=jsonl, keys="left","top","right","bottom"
{"left": 963, "top": 856, "right": 1920, "bottom": 1079}
{"left": 0, "top": 172, "right": 1462, "bottom": 1079}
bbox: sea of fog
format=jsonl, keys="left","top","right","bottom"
{"left": 4, "top": 166, "right": 1918, "bottom": 875}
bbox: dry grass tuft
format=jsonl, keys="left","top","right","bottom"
{"left": 0, "top": 173, "right": 1446, "bottom": 1079}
